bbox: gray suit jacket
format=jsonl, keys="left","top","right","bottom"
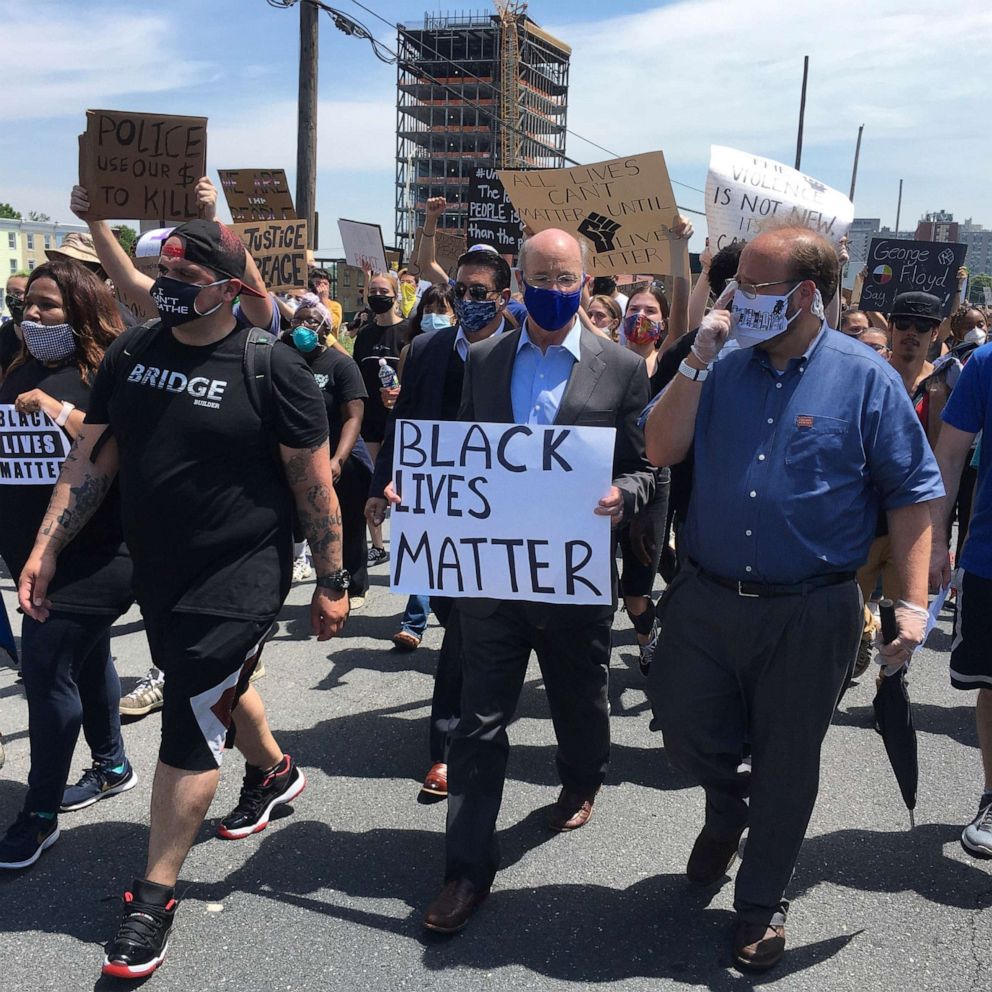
{"left": 458, "top": 324, "right": 655, "bottom": 627}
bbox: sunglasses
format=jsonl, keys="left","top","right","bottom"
{"left": 892, "top": 317, "right": 939, "bottom": 333}
{"left": 453, "top": 283, "right": 496, "bottom": 302}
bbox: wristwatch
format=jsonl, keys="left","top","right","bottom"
{"left": 678, "top": 358, "right": 710, "bottom": 382}
{"left": 316, "top": 569, "right": 351, "bottom": 591}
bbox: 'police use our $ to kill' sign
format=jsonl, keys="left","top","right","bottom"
{"left": 390, "top": 421, "right": 616, "bottom": 605}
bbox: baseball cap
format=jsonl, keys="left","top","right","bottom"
{"left": 160, "top": 219, "right": 265, "bottom": 297}
{"left": 890, "top": 291, "right": 942, "bottom": 323}
{"left": 46, "top": 231, "right": 101, "bottom": 269}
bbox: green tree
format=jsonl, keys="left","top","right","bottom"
{"left": 114, "top": 225, "right": 138, "bottom": 255}
{"left": 0, "top": 203, "right": 21, "bottom": 220}
{"left": 969, "top": 273, "right": 992, "bottom": 306}
{"left": 26, "top": 210, "right": 51, "bottom": 222}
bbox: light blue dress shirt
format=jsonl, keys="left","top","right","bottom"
{"left": 510, "top": 318, "right": 582, "bottom": 425}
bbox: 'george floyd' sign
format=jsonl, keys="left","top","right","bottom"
{"left": 860, "top": 238, "right": 967, "bottom": 316}
{"left": 389, "top": 420, "right": 615, "bottom": 605}
{"left": 79, "top": 110, "right": 207, "bottom": 221}
{"left": 498, "top": 152, "right": 678, "bottom": 276}
{"left": 705, "top": 145, "right": 852, "bottom": 251}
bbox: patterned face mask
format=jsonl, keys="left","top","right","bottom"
{"left": 20, "top": 320, "right": 77, "bottom": 362}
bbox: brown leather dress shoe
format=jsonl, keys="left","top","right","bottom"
{"left": 733, "top": 918, "right": 786, "bottom": 971}
{"left": 548, "top": 788, "right": 598, "bottom": 831}
{"left": 423, "top": 879, "right": 488, "bottom": 933}
{"left": 392, "top": 631, "right": 421, "bottom": 651}
{"left": 686, "top": 825, "right": 743, "bottom": 886}
{"left": 421, "top": 762, "right": 448, "bottom": 797}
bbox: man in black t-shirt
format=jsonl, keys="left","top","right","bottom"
{"left": 18, "top": 220, "right": 349, "bottom": 982}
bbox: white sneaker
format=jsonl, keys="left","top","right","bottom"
{"left": 119, "top": 670, "right": 165, "bottom": 717}
{"left": 962, "top": 794, "right": 992, "bottom": 857}
{"left": 292, "top": 555, "right": 313, "bottom": 582}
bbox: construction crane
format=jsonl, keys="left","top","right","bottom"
{"left": 494, "top": 0, "right": 526, "bottom": 169}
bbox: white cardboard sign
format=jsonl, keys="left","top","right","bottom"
{"left": 0, "top": 404, "right": 70, "bottom": 485}
{"left": 706, "top": 145, "right": 853, "bottom": 251}
{"left": 389, "top": 420, "right": 616, "bottom": 605}
{"left": 337, "top": 218, "right": 388, "bottom": 274}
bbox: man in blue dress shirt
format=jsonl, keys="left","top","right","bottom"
{"left": 645, "top": 225, "right": 943, "bottom": 971}
{"left": 422, "top": 229, "right": 655, "bottom": 934}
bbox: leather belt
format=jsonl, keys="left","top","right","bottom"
{"left": 691, "top": 561, "right": 856, "bottom": 598}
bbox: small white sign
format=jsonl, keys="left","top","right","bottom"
{"left": 337, "top": 218, "right": 388, "bottom": 274}
{"left": 0, "top": 404, "right": 70, "bottom": 485}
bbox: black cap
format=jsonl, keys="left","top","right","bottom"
{"left": 890, "top": 291, "right": 942, "bottom": 323}
{"left": 161, "top": 219, "right": 265, "bottom": 297}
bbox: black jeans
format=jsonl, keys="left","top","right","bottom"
{"left": 20, "top": 610, "right": 126, "bottom": 815}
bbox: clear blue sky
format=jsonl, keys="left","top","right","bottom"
{"left": 3, "top": 0, "right": 990, "bottom": 258}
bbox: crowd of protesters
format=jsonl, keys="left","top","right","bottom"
{"left": 0, "top": 177, "right": 989, "bottom": 982}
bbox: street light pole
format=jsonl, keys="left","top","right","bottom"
{"left": 297, "top": 0, "right": 319, "bottom": 250}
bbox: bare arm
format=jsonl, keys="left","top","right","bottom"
{"left": 887, "top": 501, "right": 932, "bottom": 608}
{"left": 659, "top": 216, "right": 693, "bottom": 356}
{"left": 332, "top": 399, "right": 363, "bottom": 471}
{"left": 280, "top": 440, "right": 348, "bottom": 638}
{"left": 417, "top": 196, "right": 452, "bottom": 285}
{"left": 687, "top": 261, "right": 712, "bottom": 335}
{"left": 928, "top": 423, "right": 975, "bottom": 588}
{"left": 19, "top": 424, "right": 119, "bottom": 619}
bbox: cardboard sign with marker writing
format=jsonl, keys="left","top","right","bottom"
{"left": 498, "top": 152, "right": 678, "bottom": 276}
{"left": 467, "top": 168, "right": 523, "bottom": 254}
{"left": 232, "top": 219, "right": 308, "bottom": 292}
{"left": 338, "top": 219, "right": 388, "bottom": 274}
{"left": 860, "top": 238, "right": 967, "bottom": 316}
{"left": 79, "top": 110, "right": 207, "bottom": 221}
{"left": 705, "top": 145, "right": 853, "bottom": 251}
{"left": 218, "top": 169, "right": 296, "bottom": 222}
{"left": 412, "top": 227, "right": 466, "bottom": 278}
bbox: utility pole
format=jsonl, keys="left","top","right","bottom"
{"left": 297, "top": 0, "right": 319, "bottom": 250}
{"left": 849, "top": 124, "right": 864, "bottom": 202}
{"left": 795, "top": 56, "right": 809, "bottom": 170}
{"left": 895, "top": 178, "right": 903, "bottom": 236}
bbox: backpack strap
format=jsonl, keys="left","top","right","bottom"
{"left": 243, "top": 327, "right": 275, "bottom": 428}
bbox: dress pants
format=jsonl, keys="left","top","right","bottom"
{"left": 428, "top": 596, "right": 461, "bottom": 765}
{"left": 445, "top": 602, "right": 612, "bottom": 889}
{"left": 649, "top": 567, "right": 861, "bottom": 927}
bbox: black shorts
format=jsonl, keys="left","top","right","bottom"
{"left": 950, "top": 571, "right": 992, "bottom": 691}
{"left": 144, "top": 612, "right": 274, "bottom": 771}
{"left": 360, "top": 419, "right": 386, "bottom": 445}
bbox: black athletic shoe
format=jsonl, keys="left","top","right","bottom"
{"left": 101, "top": 879, "right": 177, "bottom": 979}
{"left": 61, "top": 758, "right": 138, "bottom": 812}
{"left": 0, "top": 810, "right": 59, "bottom": 870}
{"left": 216, "top": 755, "right": 306, "bottom": 839}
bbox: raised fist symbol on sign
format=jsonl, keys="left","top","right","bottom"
{"left": 577, "top": 212, "right": 621, "bottom": 253}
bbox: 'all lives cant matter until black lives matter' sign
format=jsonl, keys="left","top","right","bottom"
{"left": 0, "top": 405, "right": 70, "bottom": 485}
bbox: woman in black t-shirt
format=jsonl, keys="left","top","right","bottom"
{"left": 352, "top": 272, "right": 412, "bottom": 563}
{"left": 282, "top": 297, "right": 372, "bottom": 600}
{"left": 0, "top": 260, "right": 135, "bottom": 871}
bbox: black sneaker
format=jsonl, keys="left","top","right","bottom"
{"left": 102, "top": 879, "right": 177, "bottom": 979}
{"left": 61, "top": 758, "right": 138, "bottom": 812}
{"left": 216, "top": 755, "right": 306, "bottom": 839}
{"left": 0, "top": 810, "right": 59, "bottom": 870}
{"left": 367, "top": 545, "right": 389, "bottom": 566}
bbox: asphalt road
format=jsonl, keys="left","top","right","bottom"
{"left": 0, "top": 544, "right": 989, "bottom": 992}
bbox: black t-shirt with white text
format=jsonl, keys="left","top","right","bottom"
{"left": 0, "top": 358, "right": 132, "bottom": 614}
{"left": 85, "top": 322, "right": 328, "bottom": 620}
{"left": 352, "top": 319, "right": 411, "bottom": 427}
{"left": 301, "top": 345, "right": 367, "bottom": 452}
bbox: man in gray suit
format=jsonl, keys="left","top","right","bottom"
{"left": 423, "top": 229, "right": 655, "bottom": 932}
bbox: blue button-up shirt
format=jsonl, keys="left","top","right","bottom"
{"left": 684, "top": 324, "right": 944, "bottom": 583}
{"left": 510, "top": 318, "right": 582, "bottom": 425}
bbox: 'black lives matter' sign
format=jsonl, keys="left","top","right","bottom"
{"left": 467, "top": 168, "right": 524, "bottom": 254}
{"left": 79, "top": 109, "right": 207, "bottom": 221}
{"left": 0, "top": 406, "right": 70, "bottom": 485}
{"left": 860, "top": 238, "right": 967, "bottom": 316}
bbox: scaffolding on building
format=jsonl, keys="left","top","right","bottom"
{"left": 394, "top": 8, "right": 570, "bottom": 256}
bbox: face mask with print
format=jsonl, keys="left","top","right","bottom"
{"left": 151, "top": 276, "right": 229, "bottom": 328}
{"left": 453, "top": 296, "right": 500, "bottom": 334}
{"left": 400, "top": 282, "right": 418, "bottom": 317}
{"left": 4, "top": 293, "right": 24, "bottom": 324}
{"left": 421, "top": 312, "right": 453, "bottom": 333}
{"left": 623, "top": 311, "right": 664, "bottom": 346}
{"left": 729, "top": 282, "right": 803, "bottom": 349}
{"left": 20, "top": 319, "right": 77, "bottom": 363}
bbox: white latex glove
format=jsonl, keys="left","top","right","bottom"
{"left": 876, "top": 600, "right": 928, "bottom": 675}
{"left": 690, "top": 281, "right": 736, "bottom": 366}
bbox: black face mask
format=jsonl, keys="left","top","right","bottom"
{"left": 368, "top": 295, "right": 396, "bottom": 315}
{"left": 4, "top": 294, "right": 24, "bottom": 324}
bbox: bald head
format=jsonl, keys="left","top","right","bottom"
{"left": 519, "top": 228, "right": 583, "bottom": 280}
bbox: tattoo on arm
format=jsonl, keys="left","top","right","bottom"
{"left": 282, "top": 442, "right": 326, "bottom": 487}
{"left": 39, "top": 471, "right": 111, "bottom": 552}
{"left": 283, "top": 442, "right": 343, "bottom": 573}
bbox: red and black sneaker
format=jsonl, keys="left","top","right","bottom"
{"left": 101, "top": 879, "right": 177, "bottom": 979}
{"left": 216, "top": 754, "right": 306, "bottom": 839}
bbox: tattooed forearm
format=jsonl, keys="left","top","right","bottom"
{"left": 38, "top": 471, "right": 112, "bottom": 553}
{"left": 297, "top": 482, "right": 343, "bottom": 572}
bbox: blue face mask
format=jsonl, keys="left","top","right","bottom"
{"left": 523, "top": 282, "right": 583, "bottom": 332}
{"left": 421, "top": 312, "right": 454, "bottom": 332}
{"left": 292, "top": 326, "right": 320, "bottom": 353}
{"left": 453, "top": 296, "right": 501, "bottom": 334}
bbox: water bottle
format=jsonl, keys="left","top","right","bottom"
{"left": 378, "top": 358, "right": 399, "bottom": 390}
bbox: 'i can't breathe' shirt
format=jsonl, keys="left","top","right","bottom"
{"left": 85, "top": 322, "right": 328, "bottom": 619}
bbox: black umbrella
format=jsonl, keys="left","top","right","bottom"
{"left": 872, "top": 599, "right": 918, "bottom": 828}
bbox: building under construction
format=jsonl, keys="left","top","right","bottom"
{"left": 395, "top": 7, "right": 570, "bottom": 255}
